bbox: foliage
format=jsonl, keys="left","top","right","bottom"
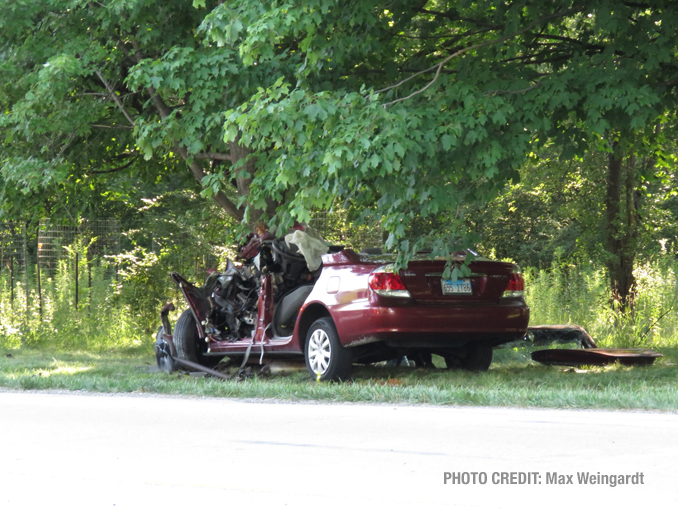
{"left": 1, "top": 1, "right": 677, "bottom": 261}
{"left": 473, "top": 148, "right": 678, "bottom": 269}
{"left": 109, "top": 187, "right": 239, "bottom": 331}
{"left": 0, "top": 0, "right": 240, "bottom": 226}
{"left": 217, "top": 0, "right": 678, "bottom": 258}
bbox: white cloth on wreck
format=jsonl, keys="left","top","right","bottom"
{"left": 284, "top": 229, "right": 329, "bottom": 271}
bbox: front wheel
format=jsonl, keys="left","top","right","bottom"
{"left": 305, "top": 317, "right": 352, "bottom": 382}
{"left": 173, "top": 309, "right": 224, "bottom": 368}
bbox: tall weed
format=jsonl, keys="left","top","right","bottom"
{"left": 524, "top": 254, "right": 678, "bottom": 347}
{"left": 0, "top": 248, "right": 146, "bottom": 351}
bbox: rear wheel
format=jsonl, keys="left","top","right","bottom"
{"left": 411, "top": 352, "right": 434, "bottom": 368}
{"left": 305, "top": 317, "right": 352, "bottom": 381}
{"left": 174, "top": 309, "right": 224, "bottom": 368}
{"left": 444, "top": 343, "right": 493, "bottom": 371}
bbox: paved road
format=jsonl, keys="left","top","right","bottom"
{"left": 0, "top": 391, "right": 676, "bottom": 508}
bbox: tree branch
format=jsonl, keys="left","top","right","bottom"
{"left": 86, "top": 156, "right": 139, "bottom": 175}
{"left": 94, "top": 69, "right": 136, "bottom": 126}
{"left": 380, "top": 6, "right": 583, "bottom": 107}
{"left": 90, "top": 124, "right": 134, "bottom": 130}
{"left": 194, "top": 152, "right": 233, "bottom": 162}
{"left": 416, "top": 8, "right": 503, "bottom": 30}
{"left": 533, "top": 33, "right": 605, "bottom": 51}
{"left": 485, "top": 83, "right": 542, "bottom": 96}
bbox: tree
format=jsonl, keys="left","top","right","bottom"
{"left": 0, "top": 0, "right": 269, "bottom": 226}
{"left": 471, "top": 147, "right": 678, "bottom": 272}
{"left": 2, "top": 1, "right": 678, "bottom": 302}
{"left": 215, "top": 0, "right": 678, "bottom": 299}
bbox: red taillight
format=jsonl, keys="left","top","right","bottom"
{"left": 369, "top": 265, "right": 411, "bottom": 298}
{"left": 369, "top": 272, "right": 407, "bottom": 291}
{"left": 502, "top": 268, "right": 524, "bottom": 298}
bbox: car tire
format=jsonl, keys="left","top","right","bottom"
{"left": 411, "top": 352, "right": 434, "bottom": 368}
{"left": 444, "top": 343, "right": 493, "bottom": 371}
{"left": 305, "top": 317, "right": 352, "bottom": 381}
{"left": 173, "top": 309, "right": 224, "bottom": 368}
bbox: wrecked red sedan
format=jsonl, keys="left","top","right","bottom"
{"left": 155, "top": 229, "right": 529, "bottom": 381}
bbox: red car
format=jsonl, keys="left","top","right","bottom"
{"left": 155, "top": 235, "right": 529, "bottom": 381}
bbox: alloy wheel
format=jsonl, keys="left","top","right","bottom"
{"left": 308, "top": 328, "right": 332, "bottom": 375}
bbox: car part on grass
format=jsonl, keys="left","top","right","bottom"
{"left": 531, "top": 348, "right": 663, "bottom": 366}
{"left": 154, "top": 302, "right": 179, "bottom": 373}
{"left": 528, "top": 325, "right": 663, "bottom": 367}
{"left": 171, "top": 356, "right": 234, "bottom": 380}
{"left": 155, "top": 326, "right": 178, "bottom": 374}
{"left": 527, "top": 324, "right": 597, "bottom": 349}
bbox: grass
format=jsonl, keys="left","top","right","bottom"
{"left": 1, "top": 345, "right": 677, "bottom": 411}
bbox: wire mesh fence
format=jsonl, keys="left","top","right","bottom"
{"left": 37, "top": 218, "right": 121, "bottom": 274}
{"left": 0, "top": 222, "right": 29, "bottom": 307}
{"left": 0, "top": 219, "right": 123, "bottom": 317}
{"left": 0, "top": 222, "right": 27, "bottom": 274}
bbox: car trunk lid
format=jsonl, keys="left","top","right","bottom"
{"left": 398, "top": 260, "right": 515, "bottom": 303}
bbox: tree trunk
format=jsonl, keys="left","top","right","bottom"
{"left": 604, "top": 151, "right": 638, "bottom": 311}
{"left": 229, "top": 136, "right": 279, "bottom": 229}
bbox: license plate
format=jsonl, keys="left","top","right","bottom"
{"left": 441, "top": 278, "right": 472, "bottom": 295}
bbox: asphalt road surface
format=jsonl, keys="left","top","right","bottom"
{"left": 1, "top": 391, "right": 676, "bottom": 508}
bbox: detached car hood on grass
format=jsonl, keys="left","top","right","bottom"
{"left": 527, "top": 325, "right": 663, "bottom": 367}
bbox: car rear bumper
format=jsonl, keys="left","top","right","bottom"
{"left": 336, "top": 299, "right": 529, "bottom": 348}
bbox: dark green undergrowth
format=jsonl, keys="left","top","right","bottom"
{"left": 1, "top": 346, "right": 676, "bottom": 411}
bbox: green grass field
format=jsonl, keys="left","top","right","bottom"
{"left": 1, "top": 346, "right": 676, "bottom": 411}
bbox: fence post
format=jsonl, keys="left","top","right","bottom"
{"left": 37, "top": 261, "right": 43, "bottom": 319}
{"left": 23, "top": 223, "right": 28, "bottom": 318}
{"left": 10, "top": 254, "right": 14, "bottom": 306}
{"left": 87, "top": 259, "right": 92, "bottom": 314}
{"left": 36, "top": 224, "right": 43, "bottom": 319}
{"left": 75, "top": 251, "right": 79, "bottom": 310}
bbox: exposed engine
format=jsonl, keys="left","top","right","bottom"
{"left": 204, "top": 264, "right": 259, "bottom": 342}
{"left": 201, "top": 229, "right": 326, "bottom": 342}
